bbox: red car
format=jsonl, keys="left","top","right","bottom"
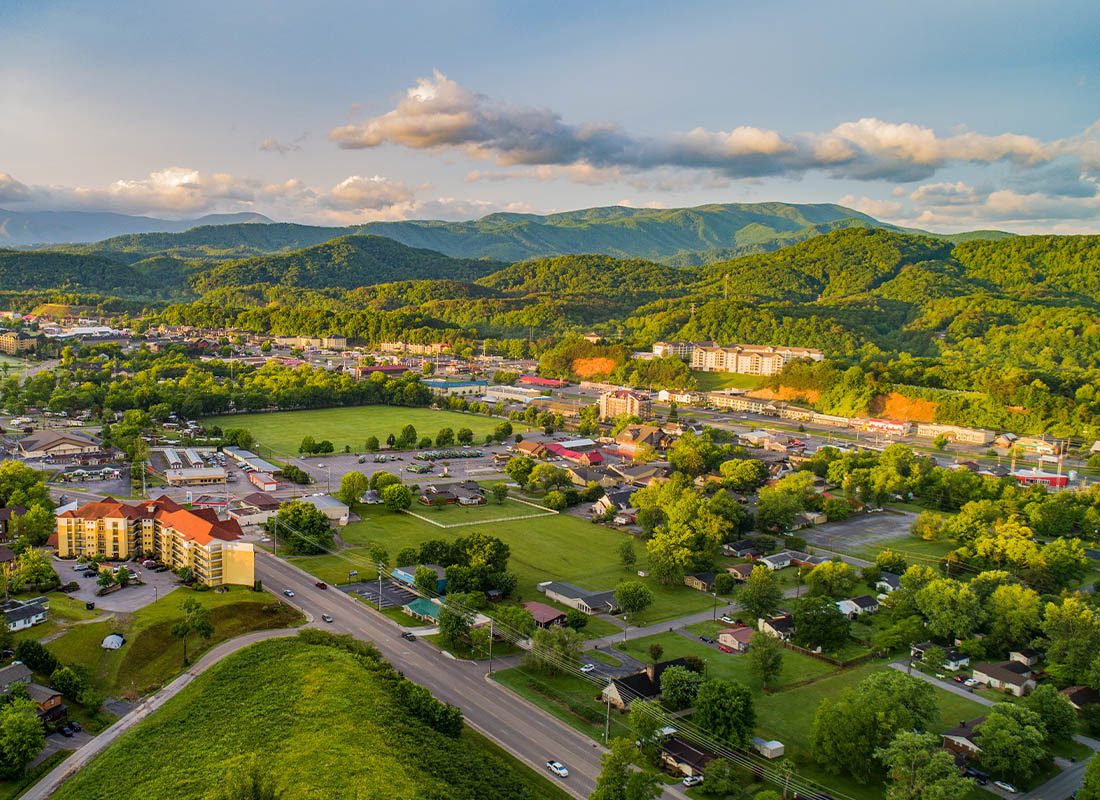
{"left": 953, "top": 675, "right": 966, "bottom": 683}
{"left": 718, "top": 644, "right": 734, "bottom": 654}
{"left": 315, "top": 581, "right": 327, "bottom": 590}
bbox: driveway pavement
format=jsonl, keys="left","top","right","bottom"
{"left": 53, "top": 557, "right": 181, "bottom": 612}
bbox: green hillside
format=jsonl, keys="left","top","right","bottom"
{"left": 0, "top": 249, "right": 156, "bottom": 295}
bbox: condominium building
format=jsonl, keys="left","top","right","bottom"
{"left": 273, "top": 335, "right": 347, "bottom": 350}
{"left": 915, "top": 423, "right": 995, "bottom": 446}
{"left": 0, "top": 330, "right": 39, "bottom": 355}
{"left": 652, "top": 341, "right": 708, "bottom": 360}
{"left": 56, "top": 496, "right": 254, "bottom": 586}
{"left": 598, "top": 390, "right": 651, "bottom": 421}
{"left": 691, "top": 344, "right": 824, "bottom": 376}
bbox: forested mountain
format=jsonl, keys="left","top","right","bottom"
{"left": 0, "top": 249, "right": 158, "bottom": 295}
{"left": 478, "top": 254, "right": 693, "bottom": 298}
{"left": 0, "top": 209, "right": 270, "bottom": 246}
{"left": 191, "top": 235, "right": 505, "bottom": 292}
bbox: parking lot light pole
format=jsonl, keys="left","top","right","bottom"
{"left": 377, "top": 562, "right": 384, "bottom": 611}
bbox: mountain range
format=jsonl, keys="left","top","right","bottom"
{"left": 0, "top": 209, "right": 271, "bottom": 247}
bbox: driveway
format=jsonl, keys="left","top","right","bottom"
{"left": 54, "top": 558, "right": 181, "bottom": 612}
{"left": 30, "top": 730, "right": 92, "bottom": 769}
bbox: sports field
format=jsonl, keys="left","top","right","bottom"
{"left": 403, "top": 497, "right": 555, "bottom": 528}
{"left": 693, "top": 372, "right": 768, "bottom": 391}
{"left": 204, "top": 406, "right": 530, "bottom": 456}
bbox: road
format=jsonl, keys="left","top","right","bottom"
{"left": 21, "top": 627, "right": 298, "bottom": 800}
{"left": 256, "top": 552, "right": 662, "bottom": 799}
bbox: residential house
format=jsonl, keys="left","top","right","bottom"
{"left": 0, "top": 546, "right": 15, "bottom": 566}
{"left": 2, "top": 598, "right": 48, "bottom": 632}
{"left": 722, "top": 539, "right": 757, "bottom": 558}
{"left": 539, "top": 581, "right": 620, "bottom": 615}
{"left": 523, "top": 601, "right": 567, "bottom": 629}
{"left": 392, "top": 564, "right": 448, "bottom": 595}
{"left": 759, "top": 614, "right": 794, "bottom": 641}
{"left": 836, "top": 595, "right": 879, "bottom": 619}
{"left": 0, "top": 663, "right": 31, "bottom": 694}
{"left": 717, "top": 626, "right": 754, "bottom": 653}
{"left": 0, "top": 506, "right": 27, "bottom": 540}
{"left": 726, "top": 563, "right": 755, "bottom": 582}
{"left": 592, "top": 488, "right": 635, "bottom": 518}
{"left": 607, "top": 463, "right": 669, "bottom": 487}
{"left": 942, "top": 717, "right": 985, "bottom": 760}
{"left": 614, "top": 424, "right": 671, "bottom": 458}
{"left": 601, "top": 658, "right": 691, "bottom": 710}
{"left": 56, "top": 496, "right": 254, "bottom": 587}
{"left": 660, "top": 738, "right": 713, "bottom": 778}
{"left": 1009, "top": 649, "right": 1040, "bottom": 668}
{"left": 683, "top": 572, "right": 716, "bottom": 592}
{"left": 758, "top": 552, "right": 792, "bottom": 570}
{"left": 26, "top": 683, "right": 65, "bottom": 725}
{"left": 566, "top": 466, "right": 617, "bottom": 489}
{"left": 971, "top": 661, "right": 1036, "bottom": 696}
{"left": 910, "top": 643, "right": 970, "bottom": 671}
{"left": 1061, "top": 686, "right": 1099, "bottom": 711}
{"left": 17, "top": 430, "right": 102, "bottom": 459}
{"left": 875, "top": 572, "right": 901, "bottom": 594}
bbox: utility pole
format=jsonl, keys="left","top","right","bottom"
{"left": 377, "top": 561, "right": 384, "bottom": 611}
{"left": 272, "top": 517, "right": 277, "bottom": 557}
{"left": 487, "top": 618, "right": 494, "bottom": 676}
{"left": 603, "top": 695, "right": 611, "bottom": 743}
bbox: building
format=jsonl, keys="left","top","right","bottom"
{"left": 248, "top": 472, "right": 279, "bottom": 492}
{"left": 726, "top": 563, "right": 755, "bottom": 582}
{"left": 601, "top": 659, "right": 691, "bottom": 710}
{"left": 1061, "top": 686, "right": 1100, "bottom": 711}
{"left": 597, "top": 390, "right": 651, "bottom": 421}
{"left": 518, "top": 375, "right": 569, "bottom": 389}
{"left": 942, "top": 717, "right": 985, "bottom": 760}
{"left": 752, "top": 738, "right": 785, "bottom": 759}
{"left": 223, "top": 447, "right": 282, "bottom": 476}
{"left": 875, "top": 572, "right": 901, "bottom": 593}
{"left": 683, "top": 572, "right": 716, "bottom": 592}
{"left": 539, "top": 581, "right": 620, "bottom": 615}
{"left": 483, "top": 385, "right": 542, "bottom": 404}
{"left": 527, "top": 396, "right": 593, "bottom": 418}
{"left": 0, "top": 506, "right": 27, "bottom": 540}
{"left": 660, "top": 738, "right": 713, "bottom": 777}
{"left": 379, "top": 341, "right": 447, "bottom": 355}
{"left": 914, "top": 423, "right": 994, "bottom": 445}
{"left": 523, "top": 601, "right": 567, "bottom": 628}
{"left": 652, "top": 341, "right": 702, "bottom": 360}
{"left": 691, "top": 344, "right": 824, "bottom": 376}
{"left": 423, "top": 379, "right": 489, "bottom": 398}
{"left": 392, "top": 564, "right": 448, "bottom": 595}
{"left": 0, "top": 330, "right": 39, "bottom": 355}
{"left": 910, "top": 643, "right": 969, "bottom": 671}
{"left": 758, "top": 613, "right": 794, "bottom": 640}
{"left": 227, "top": 492, "right": 280, "bottom": 526}
{"left": 614, "top": 424, "right": 672, "bottom": 457}
{"left": 17, "top": 430, "right": 102, "bottom": 459}
{"left": 0, "top": 663, "right": 31, "bottom": 694}
{"left": 706, "top": 391, "right": 779, "bottom": 415}
{"left": 1010, "top": 467, "right": 1069, "bottom": 488}
{"left": 402, "top": 597, "right": 442, "bottom": 623}
{"left": 56, "top": 496, "right": 254, "bottom": 587}
{"left": 717, "top": 626, "right": 754, "bottom": 652}
{"left": 354, "top": 364, "right": 410, "bottom": 380}
{"left": 296, "top": 495, "right": 350, "bottom": 526}
{"left": 1, "top": 597, "right": 48, "bottom": 632}
{"left": 165, "top": 467, "right": 226, "bottom": 487}
{"left": 859, "top": 418, "right": 912, "bottom": 436}
{"left": 273, "top": 335, "right": 347, "bottom": 350}
{"left": 542, "top": 441, "right": 603, "bottom": 466}
{"left": 836, "top": 595, "right": 879, "bottom": 619}
{"left": 971, "top": 661, "right": 1036, "bottom": 696}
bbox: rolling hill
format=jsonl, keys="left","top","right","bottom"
{"left": 0, "top": 209, "right": 270, "bottom": 247}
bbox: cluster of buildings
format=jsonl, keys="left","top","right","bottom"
{"left": 650, "top": 341, "right": 824, "bottom": 376}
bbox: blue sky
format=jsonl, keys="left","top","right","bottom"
{"left": 1, "top": 0, "right": 1098, "bottom": 231}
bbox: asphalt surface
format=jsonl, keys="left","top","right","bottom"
{"left": 256, "top": 550, "right": 644, "bottom": 799}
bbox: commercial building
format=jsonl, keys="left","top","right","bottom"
{"left": 423, "top": 379, "right": 488, "bottom": 399}
{"left": 379, "top": 341, "right": 447, "bottom": 355}
{"left": 706, "top": 391, "right": 779, "bottom": 415}
{"left": 597, "top": 389, "right": 651, "bottom": 421}
{"left": 296, "top": 495, "right": 350, "bottom": 526}
{"left": 17, "top": 430, "right": 103, "bottom": 459}
{"left": 914, "top": 423, "right": 995, "bottom": 445}
{"left": 691, "top": 344, "right": 824, "bottom": 376}
{"left": 273, "top": 336, "right": 347, "bottom": 350}
{"left": 165, "top": 467, "right": 226, "bottom": 487}
{"left": 56, "top": 496, "right": 254, "bottom": 586}
{"left": 483, "top": 385, "right": 543, "bottom": 404}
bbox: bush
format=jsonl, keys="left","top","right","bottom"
{"left": 15, "top": 640, "right": 59, "bottom": 675}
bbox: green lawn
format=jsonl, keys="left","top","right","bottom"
{"left": 693, "top": 372, "right": 768, "bottom": 392}
{"left": 204, "top": 406, "right": 530, "bottom": 457}
{"left": 493, "top": 665, "right": 630, "bottom": 742}
{"left": 293, "top": 504, "right": 713, "bottom": 626}
{"left": 46, "top": 587, "right": 303, "bottom": 698}
{"left": 849, "top": 534, "right": 957, "bottom": 563}
{"left": 0, "top": 751, "right": 69, "bottom": 800}
{"left": 51, "top": 636, "right": 571, "bottom": 800}
{"left": 404, "top": 497, "right": 554, "bottom": 527}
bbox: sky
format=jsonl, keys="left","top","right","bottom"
{"left": 1, "top": 0, "right": 1099, "bottom": 232}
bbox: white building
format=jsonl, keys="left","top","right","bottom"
{"left": 691, "top": 344, "right": 824, "bottom": 376}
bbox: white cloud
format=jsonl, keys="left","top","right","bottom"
{"left": 837, "top": 194, "right": 905, "bottom": 219}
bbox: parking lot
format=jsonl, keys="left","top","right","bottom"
{"left": 800, "top": 509, "right": 917, "bottom": 553}
{"left": 54, "top": 557, "right": 182, "bottom": 612}
{"left": 343, "top": 580, "right": 418, "bottom": 610}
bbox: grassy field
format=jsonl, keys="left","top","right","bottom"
{"left": 51, "top": 637, "right": 571, "bottom": 800}
{"left": 45, "top": 587, "right": 303, "bottom": 698}
{"left": 404, "top": 497, "right": 555, "bottom": 527}
{"left": 849, "top": 534, "right": 958, "bottom": 564}
{"left": 204, "top": 406, "right": 530, "bottom": 457}
{"left": 693, "top": 372, "right": 767, "bottom": 391}
{"left": 293, "top": 504, "right": 712, "bottom": 626}
{"left": 0, "top": 751, "right": 69, "bottom": 800}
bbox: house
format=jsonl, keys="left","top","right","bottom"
{"left": 614, "top": 424, "right": 670, "bottom": 457}
{"left": 726, "top": 563, "right": 755, "bottom": 582}
{"left": 515, "top": 440, "right": 547, "bottom": 458}
{"left": 1061, "top": 685, "right": 1100, "bottom": 711}
{"left": 0, "top": 663, "right": 31, "bottom": 694}
{"left": 539, "top": 581, "right": 620, "bottom": 615}
{"left": 836, "top": 595, "right": 879, "bottom": 619}
{"left": 0, "top": 546, "right": 15, "bottom": 566}
{"left": 392, "top": 564, "right": 448, "bottom": 595}
{"left": 607, "top": 463, "right": 669, "bottom": 487}
{"left": 971, "top": 661, "right": 1036, "bottom": 696}
{"left": 717, "top": 626, "right": 754, "bottom": 653}
{"left": 759, "top": 613, "right": 794, "bottom": 641}
{"left": 875, "top": 572, "right": 901, "bottom": 594}
{"left": 942, "top": 717, "right": 985, "bottom": 759}
{"left": 1009, "top": 648, "right": 1040, "bottom": 667}
{"left": 601, "top": 658, "right": 691, "bottom": 710}
{"left": 758, "top": 552, "right": 791, "bottom": 570}
{"left": 56, "top": 496, "right": 253, "bottom": 587}
{"left": 0, "top": 507, "right": 27, "bottom": 540}
{"left": 722, "top": 539, "right": 757, "bottom": 558}
{"left": 1, "top": 598, "right": 48, "bottom": 632}
{"left": 523, "top": 601, "right": 567, "bottom": 629}
{"left": 910, "top": 642, "right": 970, "bottom": 671}
{"left": 26, "top": 683, "right": 65, "bottom": 724}
{"left": 402, "top": 597, "right": 442, "bottom": 624}
{"left": 296, "top": 495, "right": 350, "bottom": 526}
{"left": 683, "top": 572, "right": 716, "bottom": 592}
{"left": 660, "top": 738, "right": 713, "bottom": 777}
{"left": 593, "top": 488, "right": 635, "bottom": 517}
{"left": 17, "top": 430, "right": 102, "bottom": 459}
{"left": 566, "top": 466, "right": 617, "bottom": 489}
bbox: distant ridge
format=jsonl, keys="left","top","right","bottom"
{"left": 0, "top": 209, "right": 271, "bottom": 247}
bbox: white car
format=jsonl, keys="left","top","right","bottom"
{"left": 964, "top": 678, "right": 977, "bottom": 687}
{"left": 719, "top": 615, "right": 735, "bottom": 624}
{"left": 545, "top": 761, "right": 569, "bottom": 778}
{"left": 993, "top": 781, "right": 1017, "bottom": 793}
{"left": 682, "top": 775, "right": 704, "bottom": 787}
{"left": 283, "top": 589, "right": 295, "bottom": 597}
{"left": 580, "top": 663, "right": 597, "bottom": 673}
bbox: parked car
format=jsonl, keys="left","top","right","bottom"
{"left": 682, "top": 776, "right": 704, "bottom": 787}
{"left": 82, "top": 570, "right": 97, "bottom": 578}
{"left": 719, "top": 615, "right": 735, "bottom": 624}
{"left": 718, "top": 644, "right": 734, "bottom": 654}
{"left": 993, "top": 781, "right": 1018, "bottom": 793}
{"left": 283, "top": 589, "right": 295, "bottom": 597}
{"left": 69, "top": 721, "right": 82, "bottom": 732}
{"left": 964, "top": 767, "right": 988, "bottom": 785}
{"left": 699, "top": 636, "right": 715, "bottom": 644}
{"left": 401, "top": 631, "right": 416, "bottom": 642}
{"left": 321, "top": 613, "right": 334, "bottom": 623}
{"left": 953, "top": 675, "right": 966, "bottom": 683}
{"left": 545, "top": 761, "right": 569, "bottom": 778}
{"left": 964, "top": 678, "right": 977, "bottom": 687}
{"left": 580, "top": 663, "right": 597, "bottom": 673}
{"left": 59, "top": 725, "right": 74, "bottom": 738}
{"left": 315, "top": 581, "right": 327, "bottom": 590}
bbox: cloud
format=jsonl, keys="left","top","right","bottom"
{"left": 897, "top": 179, "right": 1100, "bottom": 233}
{"left": 320, "top": 175, "right": 417, "bottom": 211}
{"left": 62, "top": 167, "right": 258, "bottom": 214}
{"left": 908, "top": 181, "right": 981, "bottom": 206}
{"left": 0, "top": 173, "right": 32, "bottom": 203}
{"left": 330, "top": 71, "right": 1082, "bottom": 185}
{"left": 837, "top": 194, "right": 905, "bottom": 218}
{"left": 259, "top": 134, "right": 307, "bottom": 154}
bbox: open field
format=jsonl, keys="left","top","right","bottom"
{"left": 204, "top": 406, "right": 530, "bottom": 457}
{"left": 45, "top": 587, "right": 303, "bottom": 697}
{"left": 403, "top": 497, "right": 555, "bottom": 528}
{"left": 692, "top": 372, "right": 768, "bottom": 391}
{"left": 50, "top": 636, "right": 571, "bottom": 800}
{"left": 294, "top": 504, "right": 713, "bottom": 625}
{"left": 848, "top": 533, "right": 958, "bottom": 563}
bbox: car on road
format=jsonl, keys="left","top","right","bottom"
{"left": 72, "top": 562, "right": 86, "bottom": 571}
{"left": 315, "top": 581, "right": 327, "bottom": 589}
{"left": 993, "top": 781, "right": 1018, "bottom": 793}
{"left": 283, "top": 589, "right": 295, "bottom": 597}
{"left": 580, "top": 663, "right": 597, "bottom": 673}
{"left": 545, "top": 761, "right": 569, "bottom": 778}
{"left": 401, "top": 631, "right": 416, "bottom": 642}
{"left": 321, "top": 613, "right": 334, "bottom": 623}
{"left": 682, "top": 775, "right": 704, "bottom": 787}
{"left": 82, "top": 570, "right": 97, "bottom": 578}
{"left": 699, "top": 636, "right": 715, "bottom": 644}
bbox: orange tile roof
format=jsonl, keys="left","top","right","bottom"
{"left": 62, "top": 495, "right": 241, "bottom": 544}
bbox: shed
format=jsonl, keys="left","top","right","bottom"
{"left": 752, "top": 737, "right": 785, "bottom": 759}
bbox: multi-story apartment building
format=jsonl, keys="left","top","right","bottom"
{"left": 598, "top": 390, "right": 651, "bottom": 421}
{"left": 652, "top": 341, "right": 707, "bottom": 360}
{"left": 273, "top": 336, "right": 347, "bottom": 350}
{"left": 56, "top": 496, "right": 254, "bottom": 586}
{"left": 691, "top": 344, "right": 824, "bottom": 376}
{"left": 0, "top": 330, "right": 39, "bottom": 355}
{"left": 915, "top": 423, "right": 995, "bottom": 446}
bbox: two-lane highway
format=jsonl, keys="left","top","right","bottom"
{"left": 257, "top": 551, "right": 666, "bottom": 799}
